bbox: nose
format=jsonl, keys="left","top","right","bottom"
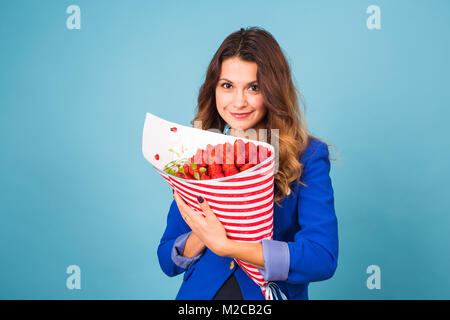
{"left": 233, "top": 89, "right": 247, "bottom": 109}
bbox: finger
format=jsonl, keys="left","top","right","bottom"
{"left": 173, "top": 191, "right": 192, "bottom": 219}
{"left": 173, "top": 190, "right": 190, "bottom": 212}
{"left": 196, "top": 195, "right": 214, "bottom": 217}
{"left": 174, "top": 190, "right": 201, "bottom": 223}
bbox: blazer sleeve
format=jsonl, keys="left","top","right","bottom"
{"left": 157, "top": 199, "right": 197, "bottom": 277}
{"left": 286, "top": 141, "right": 339, "bottom": 284}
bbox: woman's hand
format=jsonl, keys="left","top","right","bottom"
{"left": 173, "top": 191, "right": 232, "bottom": 257}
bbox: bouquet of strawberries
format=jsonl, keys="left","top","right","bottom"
{"left": 162, "top": 140, "right": 272, "bottom": 181}
{"left": 142, "top": 112, "right": 278, "bottom": 300}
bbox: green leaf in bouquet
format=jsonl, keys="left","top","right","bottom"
{"left": 199, "top": 167, "right": 207, "bottom": 173}
{"left": 194, "top": 172, "right": 200, "bottom": 180}
{"left": 179, "top": 167, "right": 185, "bottom": 174}
{"left": 163, "top": 159, "right": 178, "bottom": 169}
{"left": 168, "top": 148, "right": 174, "bottom": 153}
{"left": 191, "top": 163, "right": 197, "bottom": 169}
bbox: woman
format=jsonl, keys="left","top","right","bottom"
{"left": 157, "top": 27, "right": 338, "bottom": 300}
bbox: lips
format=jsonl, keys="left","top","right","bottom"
{"left": 230, "top": 112, "right": 252, "bottom": 119}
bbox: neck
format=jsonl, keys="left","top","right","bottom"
{"left": 230, "top": 124, "right": 266, "bottom": 141}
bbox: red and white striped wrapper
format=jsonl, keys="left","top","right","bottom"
{"left": 142, "top": 112, "right": 277, "bottom": 300}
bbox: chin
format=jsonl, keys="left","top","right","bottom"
{"left": 226, "top": 121, "right": 251, "bottom": 131}
{"left": 227, "top": 117, "right": 259, "bottom": 131}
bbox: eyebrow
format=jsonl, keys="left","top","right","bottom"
{"left": 219, "top": 78, "right": 258, "bottom": 85}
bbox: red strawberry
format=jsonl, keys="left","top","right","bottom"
{"left": 213, "top": 144, "right": 224, "bottom": 164}
{"left": 186, "top": 158, "right": 195, "bottom": 176}
{"left": 200, "top": 174, "right": 210, "bottom": 180}
{"left": 222, "top": 142, "right": 234, "bottom": 165}
{"left": 257, "top": 145, "right": 269, "bottom": 163}
{"left": 174, "top": 171, "right": 184, "bottom": 178}
{"left": 245, "top": 142, "right": 258, "bottom": 164}
{"left": 193, "top": 148, "right": 207, "bottom": 167}
{"left": 211, "top": 172, "right": 225, "bottom": 179}
{"left": 183, "top": 173, "right": 195, "bottom": 180}
{"left": 222, "top": 164, "right": 239, "bottom": 177}
{"left": 240, "top": 163, "right": 254, "bottom": 172}
{"left": 208, "top": 163, "right": 223, "bottom": 177}
{"left": 198, "top": 166, "right": 208, "bottom": 177}
{"left": 204, "top": 144, "right": 215, "bottom": 165}
{"left": 183, "top": 162, "right": 190, "bottom": 175}
{"left": 234, "top": 139, "right": 245, "bottom": 167}
{"left": 186, "top": 158, "right": 202, "bottom": 177}
{"left": 195, "top": 166, "right": 207, "bottom": 179}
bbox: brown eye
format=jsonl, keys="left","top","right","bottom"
{"left": 249, "top": 84, "right": 259, "bottom": 91}
{"left": 221, "top": 83, "right": 232, "bottom": 89}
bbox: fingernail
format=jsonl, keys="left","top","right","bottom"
{"left": 197, "top": 196, "right": 204, "bottom": 203}
{"left": 172, "top": 189, "right": 175, "bottom": 194}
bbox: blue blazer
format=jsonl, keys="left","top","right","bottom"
{"left": 157, "top": 138, "right": 338, "bottom": 299}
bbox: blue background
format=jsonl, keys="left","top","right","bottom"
{"left": 1, "top": 0, "right": 449, "bottom": 299}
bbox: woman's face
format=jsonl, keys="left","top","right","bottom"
{"left": 215, "top": 57, "right": 267, "bottom": 132}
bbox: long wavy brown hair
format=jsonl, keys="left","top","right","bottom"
{"left": 192, "top": 26, "right": 334, "bottom": 205}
